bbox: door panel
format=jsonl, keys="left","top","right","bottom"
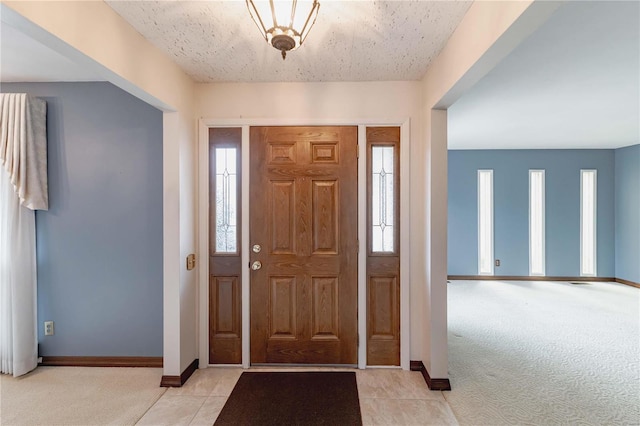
{"left": 250, "top": 126, "right": 358, "bottom": 365}
{"left": 367, "top": 275, "right": 399, "bottom": 363}
{"left": 312, "top": 180, "right": 339, "bottom": 253}
{"left": 209, "top": 275, "right": 241, "bottom": 361}
{"left": 269, "top": 275, "right": 297, "bottom": 339}
{"left": 366, "top": 127, "right": 401, "bottom": 366}
{"left": 311, "top": 276, "right": 339, "bottom": 339}
{"left": 209, "top": 128, "right": 242, "bottom": 364}
{"left": 270, "top": 180, "right": 296, "bottom": 253}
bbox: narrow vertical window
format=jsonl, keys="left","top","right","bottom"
{"left": 366, "top": 127, "right": 401, "bottom": 366}
{"left": 581, "top": 170, "right": 597, "bottom": 276}
{"left": 371, "top": 146, "right": 395, "bottom": 252}
{"left": 529, "top": 170, "right": 545, "bottom": 276}
{"left": 209, "top": 127, "right": 242, "bottom": 364}
{"left": 215, "top": 147, "right": 238, "bottom": 253}
{"left": 478, "top": 170, "right": 494, "bottom": 275}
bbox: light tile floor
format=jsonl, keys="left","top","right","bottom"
{"left": 136, "top": 367, "right": 459, "bottom": 425}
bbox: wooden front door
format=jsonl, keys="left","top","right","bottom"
{"left": 249, "top": 126, "right": 358, "bottom": 365}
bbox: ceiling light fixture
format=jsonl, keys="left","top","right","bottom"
{"left": 246, "top": 0, "right": 320, "bottom": 60}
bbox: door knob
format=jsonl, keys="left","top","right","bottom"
{"left": 252, "top": 244, "right": 262, "bottom": 253}
{"left": 251, "top": 261, "right": 262, "bottom": 271}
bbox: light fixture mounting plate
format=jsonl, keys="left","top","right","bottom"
{"left": 271, "top": 34, "right": 295, "bottom": 60}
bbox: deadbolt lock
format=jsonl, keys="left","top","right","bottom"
{"left": 252, "top": 244, "right": 262, "bottom": 253}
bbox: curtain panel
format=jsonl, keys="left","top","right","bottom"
{"left": 0, "top": 93, "right": 47, "bottom": 377}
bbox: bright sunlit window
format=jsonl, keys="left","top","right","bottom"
{"left": 478, "top": 170, "right": 494, "bottom": 275}
{"left": 580, "top": 170, "right": 597, "bottom": 276}
{"left": 529, "top": 170, "right": 545, "bottom": 276}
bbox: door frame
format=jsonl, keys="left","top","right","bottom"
{"left": 197, "top": 118, "right": 410, "bottom": 370}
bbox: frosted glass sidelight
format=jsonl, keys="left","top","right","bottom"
{"left": 580, "top": 170, "right": 597, "bottom": 276}
{"left": 529, "top": 170, "right": 546, "bottom": 276}
{"left": 215, "top": 148, "right": 238, "bottom": 253}
{"left": 372, "top": 146, "right": 394, "bottom": 252}
{"left": 477, "top": 170, "right": 494, "bottom": 275}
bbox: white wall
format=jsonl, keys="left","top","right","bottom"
{"left": 196, "top": 81, "right": 420, "bottom": 122}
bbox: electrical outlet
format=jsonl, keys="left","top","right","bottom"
{"left": 44, "top": 321, "right": 54, "bottom": 336}
{"left": 186, "top": 254, "right": 196, "bottom": 271}
{"left": 495, "top": 259, "right": 501, "bottom": 267}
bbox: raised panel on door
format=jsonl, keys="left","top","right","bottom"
{"left": 209, "top": 275, "right": 241, "bottom": 363}
{"left": 209, "top": 128, "right": 242, "bottom": 364}
{"left": 269, "top": 276, "right": 297, "bottom": 339}
{"left": 311, "top": 276, "right": 339, "bottom": 341}
{"left": 312, "top": 180, "right": 339, "bottom": 254}
{"left": 250, "top": 126, "right": 358, "bottom": 365}
{"left": 367, "top": 275, "right": 400, "bottom": 365}
{"left": 270, "top": 180, "right": 296, "bottom": 254}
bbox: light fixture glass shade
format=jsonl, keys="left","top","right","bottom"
{"left": 247, "top": 0, "right": 320, "bottom": 59}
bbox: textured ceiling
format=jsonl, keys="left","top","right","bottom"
{"left": 105, "top": 0, "right": 472, "bottom": 83}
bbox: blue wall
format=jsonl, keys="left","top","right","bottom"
{"left": 448, "top": 150, "right": 615, "bottom": 277}
{"left": 2, "top": 82, "right": 163, "bottom": 356}
{"left": 615, "top": 144, "right": 640, "bottom": 283}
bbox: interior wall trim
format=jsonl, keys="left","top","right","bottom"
{"left": 614, "top": 277, "right": 640, "bottom": 289}
{"left": 448, "top": 275, "right": 617, "bottom": 282}
{"left": 410, "top": 360, "right": 451, "bottom": 391}
{"left": 39, "top": 356, "right": 162, "bottom": 368}
{"left": 160, "top": 358, "right": 199, "bottom": 387}
{"left": 448, "top": 275, "right": 639, "bottom": 288}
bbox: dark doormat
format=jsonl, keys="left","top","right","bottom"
{"left": 214, "top": 371, "right": 362, "bottom": 426}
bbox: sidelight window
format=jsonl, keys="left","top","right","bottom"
{"left": 366, "top": 127, "right": 401, "bottom": 366}
{"left": 371, "top": 146, "right": 395, "bottom": 252}
{"left": 529, "top": 170, "right": 545, "bottom": 276}
{"left": 580, "top": 170, "right": 597, "bottom": 276}
{"left": 215, "top": 147, "right": 238, "bottom": 253}
{"left": 477, "top": 170, "right": 494, "bottom": 275}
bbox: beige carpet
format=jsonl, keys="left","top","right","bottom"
{"left": 445, "top": 280, "right": 640, "bottom": 426}
{"left": 0, "top": 367, "right": 166, "bottom": 425}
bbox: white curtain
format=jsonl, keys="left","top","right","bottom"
{"left": 0, "top": 93, "right": 48, "bottom": 377}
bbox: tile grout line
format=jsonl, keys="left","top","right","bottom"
{"left": 132, "top": 387, "right": 168, "bottom": 425}
{"left": 189, "top": 373, "right": 238, "bottom": 425}
{"left": 184, "top": 396, "right": 208, "bottom": 426}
